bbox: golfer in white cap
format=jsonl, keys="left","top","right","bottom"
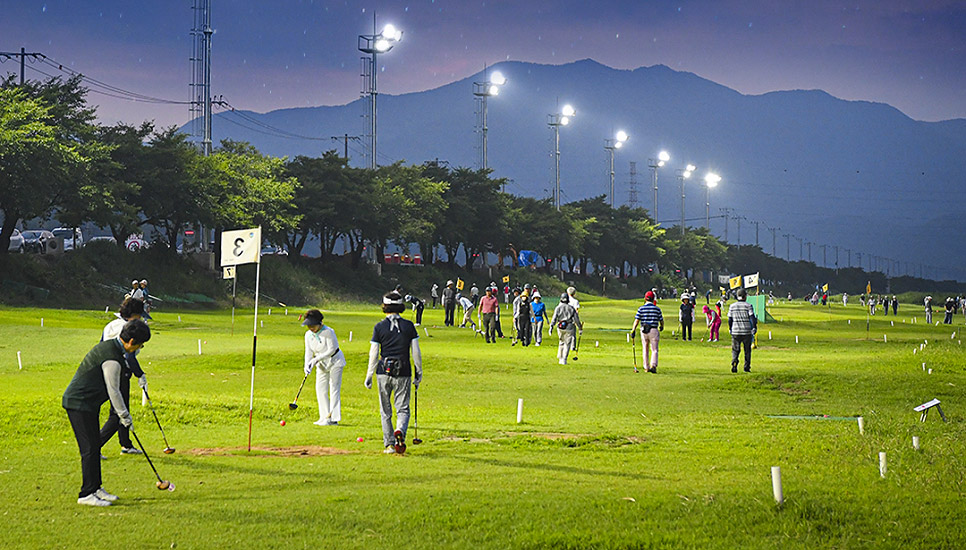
{"left": 302, "top": 309, "right": 346, "bottom": 426}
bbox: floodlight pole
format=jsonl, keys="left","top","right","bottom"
{"left": 604, "top": 139, "right": 618, "bottom": 208}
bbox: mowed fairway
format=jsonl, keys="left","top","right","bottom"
{"left": 1, "top": 297, "right": 964, "bottom": 549}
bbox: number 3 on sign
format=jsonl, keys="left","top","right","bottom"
{"left": 220, "top": 227, "right": 261, "bottom": 267}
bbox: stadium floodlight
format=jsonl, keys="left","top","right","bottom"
{"left": 473, "top": 67, "right": 509, "bottom": 172}
{"left": 548, "top": 105, "right": 577, "bottom": 210}
{"left": 358, "top": 19, "right": 403, "bottom": 169}
{"left": 704, "top": 172, "right": 721, "bottom": 229}
{"left": 648, "top": 150, "right": 671, "bottom": 219}
{"left": 678, "top": 164, "right": 697, "bottom": 236}
{"left": 604, "top": 131, "right": 630, "bottom": 207}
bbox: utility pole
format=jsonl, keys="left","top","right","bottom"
{"left": 821, "top": 245, "right": 827, "bottom": 268}
{"left": 770, "top": 227, "right": 778, "bottom": 257}
{"left": 752, "top": 220, "right": 761, "bottom": 247}
{"left": 846, "top": 248, "right": 851, "bottom": 268}
{"left": 719, "top": 208, "right": 734, "bottom": 242}
{"left": 795, "top": 236, "right": 803, "bottom": 261}
{"left": 806, "top": 242, "right": 812, "bottom": 263}
{"left": 330, "top": 134, "right": 361, "bottom": 162}
{"left": 783, "top": 233, "right": 790, "bottom": 260}
{"left": 627, "top": 161, "right": 639, "bottom": 208}
{"left": 834, "top": 245, "right": 839, "bottom": 271}
{"left": 0, "top": 48, "right": 43, "bottom": 85}
{"left": 734, "top": 215, "right": 742, "bottom": 246}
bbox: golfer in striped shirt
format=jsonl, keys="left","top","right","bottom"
{"left": 631, "top": 291, "right": 664, "bottom": 373}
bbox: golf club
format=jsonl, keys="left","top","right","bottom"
{"left": 412, "top": 386, "right": 422, "bottom": 444}
{"left": 572, "top": 331, "right": 582, "bottom": 361}
{"left": 289, "top": 370, "right": 310, "bottom": 410}
{"left": 130, "top": 428, "right": 175, "bottom": 492}
{"left": 631, "top": 332, "right": 639, "bottom": 373}
{"left": 141, "top": 388, "right": 175, "bottom": 454}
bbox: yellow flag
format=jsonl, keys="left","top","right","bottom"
{"left": 866, "top": 281, "right": 872, "bottom": 295}
{"left": 502, "top": 275, "right": 510, "bottom": 283}
{"left": 822, "top": 283, "right": 829, "bottom": 292}
{"left": 729, "top": 275, "right": 742, "bottom": 289}
{"left": 456, "top": 278, "right": 465, "bottom": 290}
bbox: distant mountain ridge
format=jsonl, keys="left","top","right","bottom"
{"left": 185, "top": 59, "right": 966, "bottom": 280}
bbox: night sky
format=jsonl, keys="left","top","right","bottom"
{"left": 2, "top": 1, "right": 964, "bottom": 129}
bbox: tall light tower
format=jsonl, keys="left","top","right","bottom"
{"left": 358, "top": 18, "right": 402, "bottom": 169}
{"left": 548, "top": 104, "right": 576, "bottom": 211}
{"left": 704, "top": 173, "right": 720, "bottom": 230}
{"left": 603, "top": 131, "right": 628, "bottom": 208}
{"left": 473, "top": 69, "right": 506, "bottom": 172}
{"left": 677, "top": 164, "right": 695, "bottom": 236}
{"left": 648, "top": 151, "right": 670, "bottom": 220}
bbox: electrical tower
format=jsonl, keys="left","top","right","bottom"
{"left": 190, "top": 0, "right": 213, "bottom": 156}
{"left": 627, "top": 161, "right": 639, "bottom": 208}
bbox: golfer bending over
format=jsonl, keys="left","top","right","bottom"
{"left": 549, "top": 292, "right": 582, "bottom": 365}
{"left": 303, "top": 309, "right": 346, "bottom": 426}
{"left": 365, "top": 292, "right": 422, "bottom": 454}
{"left": 63, "top": 319, "right": 151, "bottom": 506}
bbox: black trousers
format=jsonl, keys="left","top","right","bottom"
{"left": 66, "top": 408, "right": 102, "bottom": 498}
{"left": 444, "top": 303, "right": 456, "bottom": 326}
{"left": 100, "top": 375, "right": 133, "bottom": 449}
{"left": 681, "top": 321, "right": 692, "bottom": 340}
{"left": 731, "top": 333, "right": 753, "bottom": 369}
{"left": 414, "top": 303, "right": 424, "bottom": 325}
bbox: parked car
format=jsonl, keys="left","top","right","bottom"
{"left": 260, "top": 245, "right": 288, "bottom": 256}
{"left": 7, "top": 229, "right": 25, "bottom": 253}
{"left": 52, "top": 227, "right": 84, "bottom": 251}
{"left": 21, "top": 230, "right": 56, "bottom": 253}
{"left": 86, "top": 235, "right": 117, "bottom": 246}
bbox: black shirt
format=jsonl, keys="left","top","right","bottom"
{"left": 371, "top": 316, "right": 419, "bottom": 376}
{"left": 680, "top": 302, "right": 694, "bottom": 322}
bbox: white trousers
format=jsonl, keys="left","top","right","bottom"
{"left": 642, "top": 328, "right": 660, "bottom": 369}
{"left": 557, "top": 329, "right": 575, "bottom": 364}
{"left": 316, "top": 362, "right": 344, "bottom": 422}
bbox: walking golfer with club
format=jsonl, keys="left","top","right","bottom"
{"left": 302, "top": 309, "right": 346, "bottom": 426}
{"left": 365, "top": 292, "right": 423, "bottom": 454}
{"left": 631, "top": 291, "right": 664, "bottom": 373}
{"left": 63, "top": 319, "right": 151, "bottom": 506}
{"left": 99, "top": 297, "right": 148, "bottom": 456}
{"left": 549, "top": 293, "right": 582, "bottom": 365}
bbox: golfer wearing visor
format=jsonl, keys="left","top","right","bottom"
{"left": 302, "top": 309, "right": 346, "bottom": 426}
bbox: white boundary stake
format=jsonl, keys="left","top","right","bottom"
{"left": 517, "top": 398, "right": 524, "bottom": 423}
{"left": 884, "top": 334, "right": 887, "bottom": 343}
{"left": 928, "top": 369, "right": 933, "bottom": 374}
{"left": 879, "top": 452, "right": 887, "bottom": 478}
{"left": 105, "top": 306, "right": 110, "bottom": 313}
{"left": 912, "top": 436, "right": 920, "bottom": 451}
{"left": 349, "top": 331, "right": 353, "bottom": 342}
{"left": 771, "top": 466, "right": 784, "bottom": 504}
{"left": 922, "top": 362, "right": 926, "bottom": 371}
{"left": 857, "top": 416, "right": 864, "bottom": 435}
{"left": 17, "top": 351, "right": 22, "bottom": 370}
{"left": 423, "top": 327, "right": 429, "bottom": 337}
{"left": 40, "top": 317, "right": 44, "bottom": 327}
{"left": 795, "top": 335, "right": 799, "bottom": 344}
{"left": 198, "top": 339, "right": 202, "bottom": 355}
{"left": 768, "top": 331, "right": 772, "bottom": 340}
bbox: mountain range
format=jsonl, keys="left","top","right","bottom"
{"left": 185, "top": 59, "right": 966, "bottom": 281}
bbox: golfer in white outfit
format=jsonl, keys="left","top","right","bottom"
{"left": 302, "top": 309, "right": 346, "bottom": 426}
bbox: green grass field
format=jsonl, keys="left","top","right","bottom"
{"left": 1, "top": 297, "right": 964, "bottom": 549}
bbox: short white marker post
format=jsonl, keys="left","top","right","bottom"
{"left": 626, "top": 333, "right": 630, "bottom": 343}
{"left": 285, "top": 309, "right": 288, "bottom": 315}
{"left": 952, "top": 332, "right": 957, "bottom": 339}
{"left": 517, "top": 398, "right": 524, "bottom": 424}
{"left": 105, "top": 306, "right": 110, "bottom": 313}
{"left": 260, "top": 320, "right": 263, "bottom": 328}
{"left": 795, "top": 335, "right": 799, "bottom": 344}
{"left": 884, "top": 334, "right": 887, "bottom": 343}
{"left": 848, "top": 319, "right": 851, "bottom": 325}
{"left": 925, "top": 339, "right": 928, "bottom": 345}
{"left": 40, "top": 318, "right": 44, "bottom": 327}
{"left": 891, "top": 321, "right": 894, "bottom": 326}
{"left": 198, "top": 339, "right": 202, "bottom": 355}
{"left": 17, "top": 351, "right": 22, "bottom": 370}
{"left": 928, "top": 368, "right": 932, "bottom": 374}
{"left": 913, "top": 348, "right": 917, "bottom": 355}
{"left": 769, "top": 331, "right": 772, "bottom": 340}
{"left": 771, "top": 466, "right": 783, "bottom": 505}
{"left": 922, "top": 362, "right": 926, "bottom": 371}
{"left": 268, "top": 308, "right": 271, "bottom": 315}
{"left": 423, "top": 328, "right": 429, "bottom": 337}
{"left": 595, "top": 340, "right": 599, "bottom": 348}
{"left": 857, "top": 416, "right": 864, "bottom": 435}
{"left": 178, "top": 315, "right": 182, "bottom": 322}
{"left": 879, "top": 452, "right": 887, "bottom": 478}
{"left": 349, "top": 331, "right": 353, "bottom": 342}
{"left": 912, "top": 436, "right": 920, "bottom": 451}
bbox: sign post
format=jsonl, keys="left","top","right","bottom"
{"left": 221, "top": 227, "right": 262, "bottom": 451}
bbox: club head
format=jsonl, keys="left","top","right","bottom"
{"left": 572, "top": 356, "right": 578, "bottom": 361}
{"left": 412, "top": 438, "right": 423, "bottom": 445}
{"left": 288, "top": 403, "right": 298, "bottom": 410}
{"left": 163, "top": 447, "right": 176, "bottom": 454}
{"left": 157, "top": 480, "right": 170, "bottom": 490}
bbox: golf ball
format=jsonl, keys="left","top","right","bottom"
{"left": 356, "top": 437, "right": 364, "bottom": 442}
{"left": 280, "top": 420, "right": 286, "bottom": 426}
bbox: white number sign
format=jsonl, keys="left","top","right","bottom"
{"left": 221, "top": 227, "right": 261, "bottom": 267}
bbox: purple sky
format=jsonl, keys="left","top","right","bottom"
{"left": 3, "top": 1, "right": 964, "bottom": 128}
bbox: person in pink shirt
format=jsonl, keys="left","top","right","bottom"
{"left": 703, "top": 304, "right": 721, "bottom": 342}
{"left": 479, "top": 287, "right": 500, "bottom": 343}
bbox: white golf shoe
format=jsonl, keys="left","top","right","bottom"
{"left": 383, "top": 446, "right": 397, "bottom": 454}
{"left": 77, "top": 494, "right": 112, "bottom": 507}
{"left": 95, "top": 488, "right": 118, "bottom": 502}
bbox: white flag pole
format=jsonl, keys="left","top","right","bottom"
{"left": 249, "top": 258, "right": 261, "bottom": 452}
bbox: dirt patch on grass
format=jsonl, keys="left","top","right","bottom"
{"left": 504, "top": 431, "right": 592, "bottom": 439}
{"left": 183, "top": 446, "right": 356, "bottom": 457}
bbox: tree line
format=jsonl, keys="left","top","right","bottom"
{"left": 4, "top": 75, "right": 946, "bottom": 295}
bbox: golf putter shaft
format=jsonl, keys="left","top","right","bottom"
{"left": 142, "top": 388, "right": 175, "bottom": 452}
{"left": 130, "top": 428, "right": 164, "bottom": 484}
{"left": 631, "top": 332, "right": 639, "bottom": 373}
{"left": 290, "top": 371, "right": 309, "bottom": 409}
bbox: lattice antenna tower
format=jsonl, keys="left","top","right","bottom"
{"left": 627, "top": 161, "right": 639, "bottom": 208}
{"left": 189, "top": 0, "right": 212, "bottom": 155}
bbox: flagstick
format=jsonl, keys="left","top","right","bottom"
{"left": 231, "top": 274, "right": 237, "bottom": 336}
{"left": 248, "top": 258, "right": 261, "bottom": 452}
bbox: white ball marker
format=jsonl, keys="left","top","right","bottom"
{"left": 771, "top": 466, "right": 783, "bottom": 504}
{"left": 517, "top": 398, "right": 524, "bottom": 424}
{"left": 912, "top": 436, "right": 920, "bottom": 451}
{"left": 857, "top": 416, "right": 864, "bottom": 435}
{"left": 879, "top": 452, "right": 887, "bottom": 478}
